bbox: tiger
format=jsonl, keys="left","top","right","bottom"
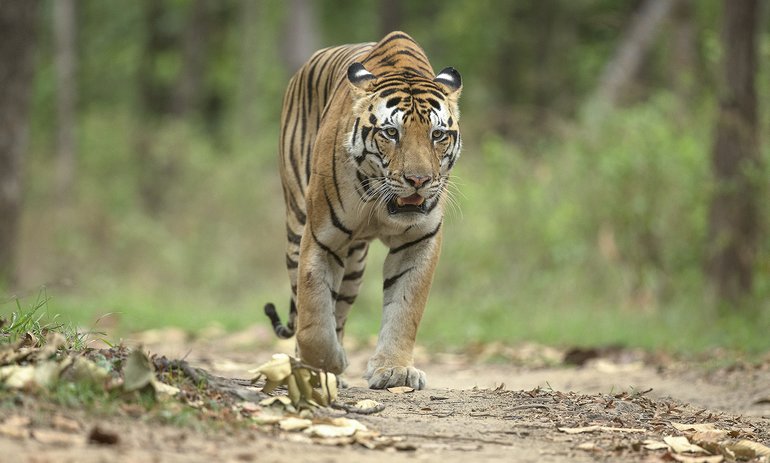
{"left": 264, "top": 31, "right": 462, "bottom": 390}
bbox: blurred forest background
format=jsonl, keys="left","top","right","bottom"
{"left": 1, "top": 0, "right": 769, "bottom": 354}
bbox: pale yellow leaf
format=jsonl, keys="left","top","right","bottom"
{"left": 286, "top": 374, "right": 301, "bottom": 405}
{"left": 730, "top": 439, "right": 770, "bottom": 458}
{"left": 151, "top": 378, "right": 180, "bottom": 397}
{"left": 305, "top": 424, "right": 358, "bottom": 438}
{"left": 353, "top": 399, "right": 382, "bottom": 410}
{"left": 51, "top": 415, "right": 81, "bottom": 433}
{"left": 643, "top": 439, "right": 670, "bottom": 450}
{"left": 318, "top": 371, "right": 338, "bottom": 403}
{"left": 664, "top": 435, "right": 707, "bottom": 454}
{"left": 278, "top": 417, "right": 312, "bottom": 431}
{"left": 0, "top": 414, "right": 31, "bottom": 439}
{"left": 250, "top": 353, "right": 292, "bottom": 382}
{"left": 32, "top": 429, "right": 83, "bottom": 446}
{"left": 576, "top": 442, "right": 599, "bottom": 451}
{"left": 295, "top": 368, "right": 314, "bottom": 400}
{"left": 328, "top": 417, "right": 367, "bottom": 432}
{"left": 251, "top": 413, "right": 284, "bottom": 425}
{"left": 671, "top": 423, "right": 720, "bottom": 433}
{"left": 387, "top": 386, "right": 414, "bottom": 394}
{"left": 260, "top": 396, "right": 292, "bottom": 407}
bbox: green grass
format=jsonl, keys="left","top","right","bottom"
{"left": 0, "top": 289, "right": 91, "bottom": 349}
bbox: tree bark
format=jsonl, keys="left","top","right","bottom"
{"left": 0, "top": 0, "right": 39, "bottom": 289}
{"left": 173, "top": 0, "right": 211, "bottom": 117}
{"left": 236, "top": 0, "right": 261, "bottom": 141}
{"left": 589, "top": 0, "right": 675, "bottom": 111}
{"left": 54, "top": 0, "right": 77, "bottom": 202}
{"left": 669, "top": 0, "right": 697, "bottom": 104}
{"left": 379, "top": 0, "right": 403, "bottom": 38}
{"left": 706, "top": 0, "right": 761, "bottom": 308}
{"left": 282, "top": 0, "right": 319, "bottom": 74}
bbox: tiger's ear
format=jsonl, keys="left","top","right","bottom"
{"left": 347, "top": 62, "right": 376, "bottom": 93}
{"left": 434, "top": 67, "right": 462, "bottom": 96}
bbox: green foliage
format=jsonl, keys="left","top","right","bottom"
{"left": 9, "top": 0, "right": 770, "bottom": 356}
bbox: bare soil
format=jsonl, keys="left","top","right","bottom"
{"left": 1, "top": 326, "right": 769, "bottom": 463}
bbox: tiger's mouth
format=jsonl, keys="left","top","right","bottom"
{"left": 387, "top": 194, "right": 427, "bottom": 214}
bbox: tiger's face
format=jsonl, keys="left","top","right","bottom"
{"left": 345, "top": 63, "right": 462, "bottom": 218}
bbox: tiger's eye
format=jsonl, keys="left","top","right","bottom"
{"left": 385, "top": 127, "right": 398, "bottom": 138}
{"left": 432, "top": 129, "right": 445, "bottom": 140}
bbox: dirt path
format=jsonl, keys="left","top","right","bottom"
{"left": 1, "top": 327, "right": 769, "bottom": 462}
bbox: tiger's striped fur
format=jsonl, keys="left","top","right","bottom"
{"left": 264, "top": 32, "right": 462, "bottom": 390}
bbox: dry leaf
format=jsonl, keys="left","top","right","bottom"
{"left": 576, "top": 442, "right": 600, "bottom": 451}
{"left": 32, "top": 429, "right": 82, "bottom": 446}
{"left": 664, "top": 436, "right": 707, "bottom": 454}
{"left": 387, "top": 386, "right": 414, "bottom": 394}
{"left": 328, "top": 417, "right": 367, "bottom": 432}
{"left": 671, "top": 423, "right": 720, "bottom": 433}
{"left": 250, "top": 354, "right": 292, "bottom": 382}
{"left": 122, "top": 349, "right": 155, "bottom": 392}
{"left": 151, "top": 378, "right": 180, "bottom": 397}
{"left": 353, "top": 399, "right": 382, "bottom": 410}
{"left": 557, "top": 425, "right": 645, "bottom": 434}
{"left": 279, "top": 417, "right": 313, "bottom": 431}
{"left": 305, "top": 424, "right": 358, "bottom": 438}
{"left": 0, "top": 415, "right": 31, "bottom": 439}
{"left": 51, "top": 415, "right": 81, "bottom": 433}
{"left": 251, "top": 413, "right": 284, "bottom": 425}
{"left": 729, "top": 439, "right": 770, "bottom": 458}
{"left": 643, "top": 439, "right": 670, "bottom": 450}
{"left": 260, "top": 396, "right": 292, "bottom": 407}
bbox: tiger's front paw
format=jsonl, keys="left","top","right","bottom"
{"left": 296, "top": 330, "right": 348, "bottom": 374}
{"left": 366, "top": 365, "right": 426, "bottom": 390}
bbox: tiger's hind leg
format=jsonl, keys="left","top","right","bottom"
{"left": 334, "top": 241, "right": 369, "bottom": 344}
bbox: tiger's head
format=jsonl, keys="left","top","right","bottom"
{"left": 344, "top": 62, "right": 462, "bottom": 218}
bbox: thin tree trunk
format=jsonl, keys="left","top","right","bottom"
{"left": 706, "top": 0, "right": 761, "bottom": 308}
{"left": 54, "top": 0, "right": 77, "bottom": 202}
{"left": 588, "top": 0, "right": 675, "bottom": 111}
{"left": 236, "top": 0, "right": 261, "bottom": 141}
{"left": 669, "top": 0, "right": 696, "bottom": 103}
{"left": 379, "top": 0, "right": 403, "bottom": 37}
{"left": 174, "top": 0, "right": 210, "bottom": 117}
{"left": 135, "top": 0, "right": 174, "bottom": 216}
{"left": 282, "top": 0, "right": 319, "bottom": 74}
{"left": 0, "top": 0, "right": 40, "bottom": 288}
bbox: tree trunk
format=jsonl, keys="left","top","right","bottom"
{"left": 135, "top": 0, "right": 175, "bottom": 216}
{"left": 588, "top": 0, "right": 675, "bottom": 111}
{"left": 54, "top": 0, "right": 77, "bottom": 203}
{"left": 282, "top": 0, "right": 319, "bottom": 74}
{"left": 379, "top": 0, "right": 403, "bottom": 38}
{"left": 173, "top": 0, "right": 211, "bottom": 117}
{"left": 706, "top": 0, "right": 761, "bottom": 308}
{"left": 236, "top": 0, "right": 261, "bottom": 141}
{"left": 669, "top": 0, "right": 696, "bottom": 104}
{"left": 0, "top": 0, "right": 39, "bottom": 289}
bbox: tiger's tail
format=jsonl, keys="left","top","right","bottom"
{"left": 263, "top": 302, "right": 296, "bottom": 339}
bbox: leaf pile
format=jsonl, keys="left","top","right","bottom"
{"left": 250, "top": 353, "right": 338, "bottom": 410}
{"left": 0, "top": 332, "right": 110, "bottom": 390}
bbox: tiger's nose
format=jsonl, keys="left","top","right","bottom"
{"left": 404, "top": 174, "right": 431, "bottom": 188}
